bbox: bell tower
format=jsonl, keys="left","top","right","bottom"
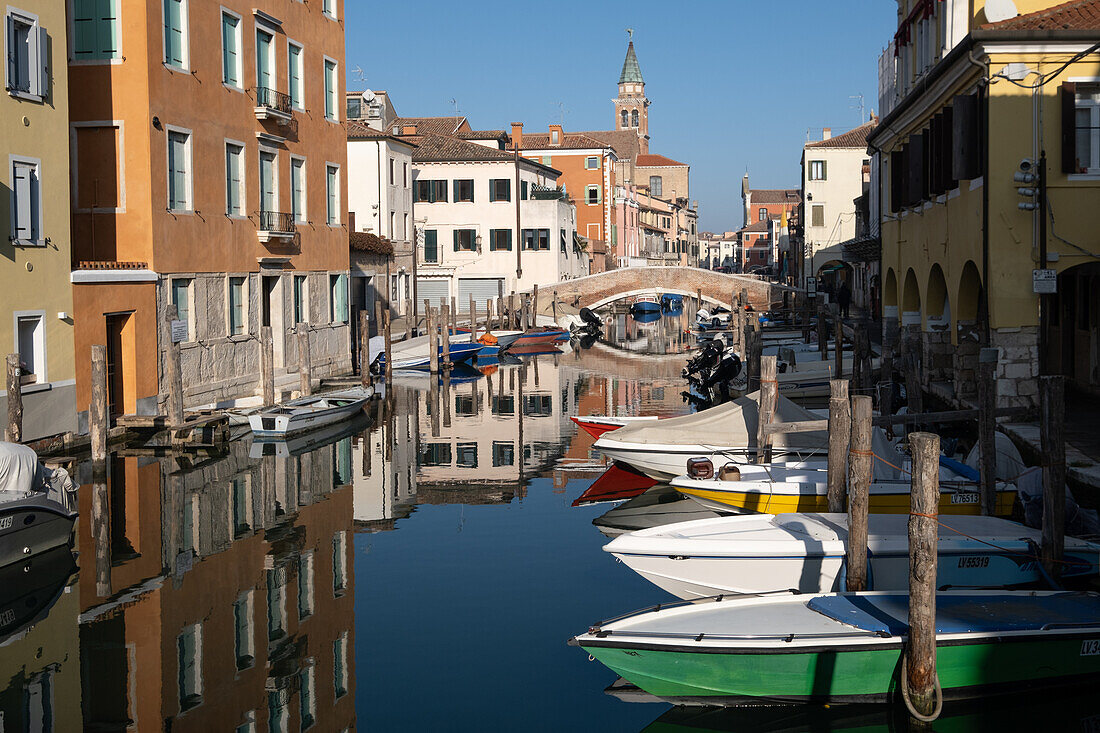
{"left": 614, "top": 32, "right": 650, "bottom": 154}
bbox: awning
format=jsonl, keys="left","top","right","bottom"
{"left": 841, "top": 235, "right": 881, "bottom": 263}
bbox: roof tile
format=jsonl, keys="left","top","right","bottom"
{"left": 636, "top": 153, "right": 687, "bottom": 167}
{"left": 805, "top": 119, "right": 879, "bottom": 149}
{"left": 981, "top": 0, "right": 1100, "bottom": 29}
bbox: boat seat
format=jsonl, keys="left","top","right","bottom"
{"left": 808, "top": 592, "right": 1100, "bottom": 636}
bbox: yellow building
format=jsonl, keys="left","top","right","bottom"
{"left": 870, "top": 0, "right": 1100, "bottom": 406}
{"left": 0, "top": 0, "right": 76, "bottom": 440}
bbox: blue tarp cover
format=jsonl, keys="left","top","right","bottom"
{"left": 808, "top": 593, "right": 1100, "bottom": 635}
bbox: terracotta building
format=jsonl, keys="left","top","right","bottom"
{"left": 68, "top": 0, "right": 351, "bottom": 428}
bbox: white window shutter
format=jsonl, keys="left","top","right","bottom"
{"left": 13, "top": 164, "right": 32, "bottom": 239}
{"left": 38, "top": 26, "right": 48, "bottom": 99}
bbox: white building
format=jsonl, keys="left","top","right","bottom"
{"left": 800, "top": 120, "right": 877, "bottom": 287}
{"left": 410, "top": 134, "right": 586, "bottom": 307}
{"left": 700, "top": 231, "right": 739, "bottom": 271}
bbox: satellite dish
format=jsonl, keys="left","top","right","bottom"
{"left": 362, "top": 89, "right": 376, "bottom": 102}
{"left": 984, "top": 0, "right": 1018, "bottom": 23}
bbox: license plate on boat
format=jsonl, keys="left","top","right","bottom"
{"left": 1081, "top": 640, "right": 1100, "bottom": 656}
{"left": 950, "top": 492, "right": 979, "bottom": 504}
{"left": 0, "top": 516, "right": 11, "bottom": 531}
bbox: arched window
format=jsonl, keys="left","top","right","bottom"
{"left": 631, "top": 109, "right": 639, "bottom": 127}
{"left": 620, "top": 109, "right": 628, "bottom": 128}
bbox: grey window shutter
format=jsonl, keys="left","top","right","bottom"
{"left": 13, "top": 164, "right": 32, "bottom": 239}
{"left": 5, "top": 16, "right": 15, "bottom": 88}
{"left": 38, "top": 26, "right": 48, "bottom": 99}
{"left": 1062, "top": 82, "right": 1078, "bottom": 174}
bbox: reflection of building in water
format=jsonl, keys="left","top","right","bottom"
{"left": 354, "top": 390, "right": 418, "bottom": 532}
{"left": 0, "top": 575, "right": 81, "bottom": 731}
{"left": 76, "top": 437, "right": 356, "bottom": 732}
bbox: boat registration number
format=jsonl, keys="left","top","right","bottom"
{"left": 950, "top": 492, "right": 979, "bottom": 504}
{"left": 0, "top": 608, "right": 13, "bottom": 627}
{"left": 1080, "top": 640, "right": 1100, "bottom": 656}
{"left": 0, "top": 516, "right": 11, "bottom": 531}
{"left": 957, "top": 556, "right": 989, "bottom": 569}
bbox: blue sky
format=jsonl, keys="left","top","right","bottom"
{"left": 345, "top": 2, "right": 897, "bottom": 232}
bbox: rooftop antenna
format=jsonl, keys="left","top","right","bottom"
{"left": 449, "top": 97, "right": 460, "bottom": 115}
{"left": 849, "top": 94, "right": 865, "bottom": 124}
{"left": 556, "top": 101, "right": 569, "bottom": 126}
{"left": 351, "top": 65, "right": 366, "bottom": 83}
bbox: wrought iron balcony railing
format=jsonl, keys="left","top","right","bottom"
{"left": 257, "top": 211, "right": 296, "bottom": 239}
{"left": 254, "top": 87, "right": 293, "bottom": 118}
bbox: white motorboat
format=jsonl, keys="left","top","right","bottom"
{"left": 373, "top": 334, "right": 484, "bottom": 371}
{"left": 593, "top": 391, "right": 829, "bottom": 480}
{"left": 696, "top": 308, "right": 731, "bottom": 328}
{"left": 249, "top": 391, "right": 371, "bottom": 439}
{"left": 605, "top": 513, "right": 1100, "bottom": 599}
{"left": 0, "top": 443, "right": 77, "bottom": 567}
{"left": 593, "top": 486, "right": 732, "bottom": 538}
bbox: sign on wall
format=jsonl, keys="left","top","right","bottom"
{"left": 1032, "top": 269, "right": 1057, "bottom": 295}
{"left": 170, "top": 319, "right": 188, "bottom": 343}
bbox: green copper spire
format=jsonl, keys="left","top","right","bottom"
{"left": 618, "top": 41, "right": 643, "bottom": 85}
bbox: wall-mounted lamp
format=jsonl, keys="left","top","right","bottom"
{"left": 152, "top": 116, "right": 162, "bottom": 130}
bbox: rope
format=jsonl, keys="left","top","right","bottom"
{"left": 910, "top": 511, "right": 939, "bottom": 519}
{"left": 900, "top": 647, "right": 943, "bottom": 722}
{"left": 849, "top": 448, "right": 874, "bottom": 457}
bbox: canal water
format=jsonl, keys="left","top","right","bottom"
{"left": 6, "top": 308, "right": 1100, "bottom": 731}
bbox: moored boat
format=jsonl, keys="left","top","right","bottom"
{"left": 0, "top": 443, "right": 77, "bottom": 567}
{"left": 509, "top": 327, "right": 570, "bottom": 348}
{"left": 249, "top": 392, "right": 370, "bottom": 439}
{"left": 605, "top": 513, "right": 1097, "bottom": 598}
{"left": 374, "top": 334, "right": 485, "bottom": 371}
{"left": 572, "top": 590, "right": 1100, "bottom": 705}
{"left": 571, "top": 464, "right": 658, "bottom": 507}
{"left": 630, "top": 295, "right": 662, "bottom": 314}
{"left": 571, "top": 415, "right": 660, "bottom": 439}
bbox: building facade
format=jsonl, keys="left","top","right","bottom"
{"left": 870, "top": 0, "right": 1100, "bottom": 405}
{"left": 69, "top": 0, "right": 351, "bottom": 426}
{"left": 1, "top": 0, "right": 76, "bottom": 440}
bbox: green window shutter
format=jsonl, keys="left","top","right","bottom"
{"left": 256, "top": 30, "right": 272, "bottom": 91}
{"left": 506, "top": 229, "right": 512, "bottom": 250}
{"left": 488, "top": 181, "right": 495, "bottom": 203}
{"left": 326, "top": 166, "right": 338, "bottom": 223}
{"left": 288, "top": 45, "right": 301, "bottom": 106}
{"left": 521, "top": 181, "right": 528, "bottom": 200}
{"left": 73, "top": 0, "right": 95, "bottom": 57}
{"left": 100, "top": 0, "right": 118, "bottom": 58}
{"left": 453, "top": 230, "right": 460, "bottom": 251}
{"left": 221, "top": 14, "right": 238, "bottom": 86}
{"left": 336, "top": 274, "right": 349, "bottom": 322}
{"left": 164, "top": 0, "right": 183, "bottom": 66}
{"left": 822, "top": 161, "right": 828, "bottom": 180}
{"left": 453, "top": 180, "right": 460, "bottom": 202}
{"left": 324, "top": 61, "right": 336, "bottom": 119}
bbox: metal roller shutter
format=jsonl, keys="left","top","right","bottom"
{"left": 457, "top": 278, "right": 503, "bottom": 309}
{"left": 416, "top": 278, "right": 450, "bottom": 309}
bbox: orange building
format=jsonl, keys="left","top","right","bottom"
{"left": 68, "top": 0, "right": 350, "bottom": 425}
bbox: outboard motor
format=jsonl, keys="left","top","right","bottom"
{"left": 579, "top": 307, "right": 602, "bottom": 330}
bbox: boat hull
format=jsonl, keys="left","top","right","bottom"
{"left": 581, "top": 636, "right": 1100, "bottom": 704}
{"left": 570, "top": 416, "right": 659, "bottom": 440}
{"left": 593, "top": 441, "right": 773, "bottom": 480}
{"left": 0, "top": 497, "right": 76, "bottom": 566}
{"left": 250, "top": 398, "right": 367, "bottom": 439}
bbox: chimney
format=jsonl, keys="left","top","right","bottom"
{"left": 402, "top": 124, "right": 418, "bottom": 135}
{"left": 549, "top": 124, "right": 563, "bottom": 146}
{"left": 511, "top": 122, "right": 523, "bottom": 150}
{"left": 822, "top": 127, "right": 832, "bottom": 140}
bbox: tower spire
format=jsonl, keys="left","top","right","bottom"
{"left": 618, "top": 39, "right": 643, "bottom": 85}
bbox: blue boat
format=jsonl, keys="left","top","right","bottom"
{"left": 630, "top": 295, "right": 662, "bottom": 314}
{"left": 661, "top": 293, "right": 684, "bottom": 311}
{"left": 631, "top": 309, "right": 661, "bottom": 324}
{"left": 375, "top": 340, "right": 484, "bottom": 371}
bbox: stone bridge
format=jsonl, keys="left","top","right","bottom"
{"left": 533, "top": 267, "right": 794, "bottom": 311}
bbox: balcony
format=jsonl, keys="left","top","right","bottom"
{"left": 254, "top": 87, "right": 293, "bottom": 124}
{"left": 530, "top": 185, "right": 569, "bottom": 202}
{"left": 257, "top": 211, "right": 296, "bottom": 243}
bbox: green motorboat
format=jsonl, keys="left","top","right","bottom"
{"left": 571, "top": 591, "right": 1100, "bottom": 705}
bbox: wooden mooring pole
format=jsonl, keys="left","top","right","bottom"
{"left": 469, "top": 295, "right": 477, "bottom": 342}
{"left": 90, "top": 344, "right": 109, "bottom": 463}
{"left": 846, "top": 395, "right": 873, "bottom": 592}
{"left": 817, "top": 304, "right": 828, "bottom": 360}
{"left": 755, "top": 355, "right": 777, "bottom": 464}
{"left": 906, "top": 431, "right": 941, "bottom": 722}
{"left": 5, "top": 353, "right": 21, "bottom": 443}
{"left": 260, "top": 326, "right": 275, "bottom": 405}
{"left": 427, "top": 304, "right": 439, "bottom": 374}
{"left": 441, "top": 302, "right": 452, "bottom": 369}
{"left": 359, "top": 310, "right": 372, "bottom": 388}
{"left": 832, "top": 304, "right": 843, "bottom": 378}
{"left": 977, "top": 347, "right": 998, "bottom": 515}
{"left": 532, "top": 284, "right": 539, "bottom": 325}
{"left": 826, "top": 380, "right": 850, "bottom": 513}
{"left": 297, "top": 324, "right": 312, "bottom": 396}
{"left": 165, "top": 304, "right": 184, "bottom": 425}
{"left": 382, "top": 305, "right": 393, "bottom": 385}
{"left": 1040, "top": 375, "right": 1066, "bottom": 577}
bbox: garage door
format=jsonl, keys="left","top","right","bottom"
{"left": 416, "top": 278, "right": 450, "bottom": 309}
{"left": 458, "top": 278, "right": 503, "bottom": 309}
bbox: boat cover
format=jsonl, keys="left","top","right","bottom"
{"left": 0, "top": 442, "right": 40, "bottom": 497}
{"left": 808, "top": 592, "right": 1100, "bottom": 635}
{"left": 603, "top": 393, "right": 906, "bottom": 480}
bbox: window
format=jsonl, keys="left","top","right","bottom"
{"left": 225, "top": 143, "right": 244, "bottom": 216}
{"left": 177, "top": 624, "right": 203, "bottom": 711}
{"left": 332, "top": 531, "right": 347, "bottom": 594}
{"left": 333, "top": 634, "right": 348, "bottom": 698}
{"left": 15, "top": 315, "right": 43, "bottom": 384}
{"left": 520, "top": 181, "right": 528, "bottom": 200}
{"left": 1069, "top": 83, "right": 1100, "bottom": 174}
{"left": 489, "top": 229, "right": 511, "bottom": 251}
{"left": 388, "top": 158, "right": 394, "bottom": 185}
{"left": 73, "top": 0, "right": 119, "bottom": 61}
{"left": 323, "top": 0, "right": 336, "bottom": 18}
{"left": 491, "top": 395, "right": 514, "bottom": 415}
{"left": 167, "top": 129, "right": 191, "bottom": 211}
{"left": 326, "top": 165, "right": 339, "bottom": 225}
{"left": 541, "top": 156, "right": 552, "bottom": 166}
{"left": 259, "top": 149, "right": 277, "bottom": 216}
{"left": 809, "top": 160, "right": 827, "bottom": 181}
{"left": 171, "top": 278, "right": 191, "bottom": 340}
{"left": 233, "top": 592, "right": 254, "bottom": 670}
{"left": 489, "top": 179, "right": 510, "bottom": 202}
{"left": 291, "top": 157, "right": 306, "bottom": 222}
{"left": 560, "top": 229, "right": 567, "bottom": 253}
{"left": 10, "top": 158, "right": 42, "bottom": 244}
{"left": 585, "top": 156, "right": 599, "bottom": 170}
{"left": 299, "top": 664, "right": 316, "bottom": 730}
{"left": 758, "top": 207, "right": 767, "bottom": 222}
{"left": 423, "top": 230, "right": 438, "bottom": 263}
{"left": 522, "top": 229, "right": 537, "bottom": 251}
{"left": 228, "top": 276, "right": 246, "bottom": 335}
{"left": 255, "top": 26, "right": 275, "bottom": 99}
{"left": 4, "top": 9, "right": 46, "bottom": 99}
{"left": 551, "top": 129, "right": 559, "bottom": 145}
{"left": 648, "top": 176, "right": 662, "bottom": 197}
{"left": 492, "top": 441, "right": 514, "bottom": 467}
{"left": 631, "top": 109, "right": 639, "bottom": 127}
{"left": 220, "top": 12, "right": 240, "bottom": 86}
{"left": 620, "top": 109, "right": 628, "bottom": 128}
{"left": 414, "top": 179, "right": 448, "bottom": 203}
{"left": 346, "top": 96, "right": 361, "bottom": 119}
{"left": 288, "top": 42, "right": 303, "bottom": 108}
{"left": 267, "top": 567, "right": 286, "bottom": 641}
{"left": 330, "top": 274, "right": 348, "bottom": 323}
{"left": 419, "top": 443, "right": 451, "bottom": 466}
{"left": 538, "top": 229, "right": 550, "bottom": 250}
{"left": 323, "top": 58, "right": 337, "bottom": 121}
{"left": 388, "top": 211, "right": 393, "bottom": 236}
{"left": 586, "top": 185, "right": 600, "bottom": 205}
{"left": 456, "top": 443, "right": 477, "bottom": 468}
{"left": 293, "top": 275, "right": 307, "bottom": 324}
{"left": 231, "top": 477, "right": 251, "bottom": 537}
{"left": 268, "top": 690, "right": 288, "bottom": 733}
{"left": 811, "top": 204, "right": 825, "bottom": 227}
{"left": 403, "top": 162, "right": 409, "bottom": 187}
{"left": 452, "top": 229, "right": 475, "bottom": 252}
{"left": 297, "top": 553, "right": 314, "bottom": 620}
{"left": 402, "top": 213, "right": 408, "bottom": 239}
{"left": 162, "top": 0, "right": 186, "bottom": 69}
{"left": 453, "top": 179, "right": 474, "bottom": 202}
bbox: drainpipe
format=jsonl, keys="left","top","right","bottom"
{"left": 514, "top": 148, "right": 522, "bottom": 283}
{"left": 967, "top": 49, "right": 991, "bottom": 346}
